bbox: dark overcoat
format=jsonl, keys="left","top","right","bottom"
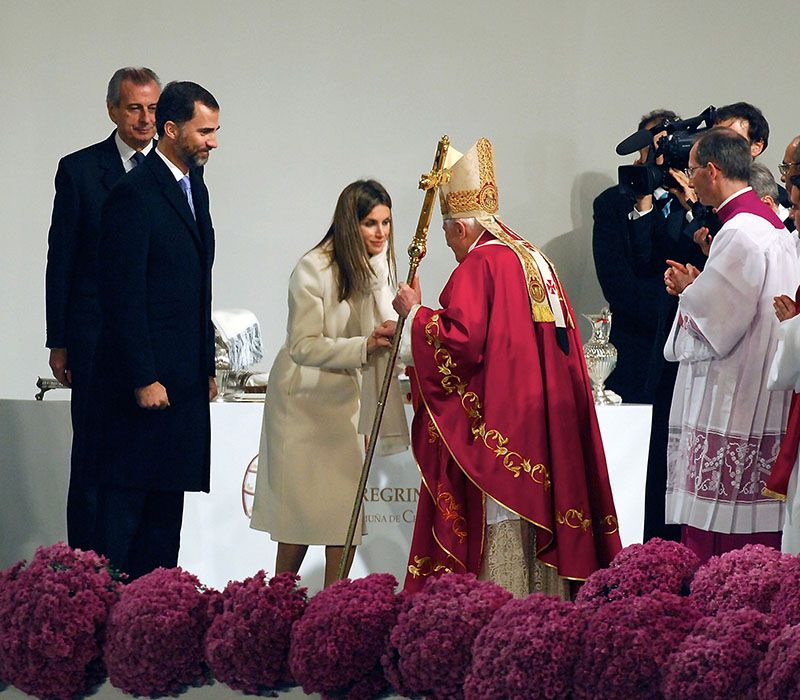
{"left": 45, "top": 132, "right": 126, "bottom": 479}
{"left": 89, "top": 149, "right": 215, "bottom": 492}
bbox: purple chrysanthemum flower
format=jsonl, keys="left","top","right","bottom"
{"left": 689, "top": 544, "right": 788, "bottom": 615}
{"left": 576, "top": 538, "right": 699, "bottom": 609}
{"left": 382, "top": 573, "right": 512, "bottom": 700}
{"left": 662, "top": 607, "right": 781, "bottom": 700}
{"left": 289, "top": 573, "right": 400, "bottom": 699}
{"left": 104, "top": 567, "right": 218, "bottom": 696}
{"left": 464, "top": 593, "right": 587, "bottom": 700}
{"left": 205, "top": 571, "right": 307, "bottom": 693}
{"left": 769, "top": 556, "right": 800, "bottom": 626}
{"left": 0, "top": 543, "right": 121, "bottom": 700}
{"left": 573, "top": 591, "right": 701, "bottom": 700}
{"left": 758, "top": 623, "right": 800, "bottom": 699}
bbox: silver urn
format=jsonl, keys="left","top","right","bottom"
{"left": 582, "top": 308, "right": 618, "bottom": 405}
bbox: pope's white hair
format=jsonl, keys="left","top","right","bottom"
{"left": 444, "top": 216, "right": 481, "bottom": 232}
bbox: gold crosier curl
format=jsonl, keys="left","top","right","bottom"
{"left": 423, "top": 314, "right": 551, "bottom": 490}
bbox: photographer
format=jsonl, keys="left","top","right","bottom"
{"left": 591, "top": 110, "right": 674, "bottom": 404}
{"left": 619, "top": 111, "right": 708, "bottom": 543}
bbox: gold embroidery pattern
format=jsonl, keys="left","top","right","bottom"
{"left": 446, "top": 189, "right": 480, "bottom": 214}
{"left": 475, "top": 138, "right": 496, "bottom": 191}
{"left": 427, "top": 418, "right": 439, "bottom": 444}
{"left": 478, "top": 182, "right": 498, "bottom": 213}
{"left": 436, "top": 487, "right": 467, "bottom": 544}
{"left": 407, "top": 555, "right": 454, "bottom": 579}
{"left": 423, "top": 314, "right": 551, "bottom": 491}
{"left": 602, "top": 514, "right": 619, "bottom": 535}
{"left": 476, "top": 217, "right": 577, "bottom": 327}
{"left": 557, "top": 509, "right": 592, "bottom": 532}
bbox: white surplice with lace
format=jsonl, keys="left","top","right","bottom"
{"left": 664, "top": 210, "right": 799, "bottom": 533}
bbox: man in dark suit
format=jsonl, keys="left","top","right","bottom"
{"left": 592, "top": 109, "right": 678, "bottom": 404}
{"left": 89, "top": 81, "right": 220, "bottom": 579}
{"left": 44, "top": 67, "right": 161, "bottom": 552}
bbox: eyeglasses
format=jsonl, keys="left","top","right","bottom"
{"left": 779, "top": 161, "right": 800, "bottom": 176}
{"left": 684, "top": 164, "right": 707, "bottom": 179}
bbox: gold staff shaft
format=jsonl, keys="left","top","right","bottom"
{"left": 337, "top": 135, "right": 450, "bottom": 581}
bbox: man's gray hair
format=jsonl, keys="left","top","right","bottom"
{"left": 106, "top": 67, "right": 161, "bottom": 106}
{"left": 749, "top": 162, "right": 779, "bottom": 202}
{"left": 695, "top": 127, "right": 751, "bottom": 183}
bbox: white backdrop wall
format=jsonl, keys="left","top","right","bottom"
{"left": 1, "top": 0, "right": 797, "bottom": 398}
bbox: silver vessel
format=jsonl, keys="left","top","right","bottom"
{"left": 582, "top": 308, "right": 618, "bottom": 405}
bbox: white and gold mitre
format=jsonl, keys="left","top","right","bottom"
{"left": 439, "top": 137, "right": 572, "bottom": 332}
{"left": 439, "top": 137, "right": 499, "bottom": 220}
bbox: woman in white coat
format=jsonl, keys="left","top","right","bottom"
{"left": 250, "top": 180, "right": 408, "bottom": 586}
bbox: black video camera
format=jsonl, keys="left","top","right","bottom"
{"left": 617, "top": 106, "right": 717, "bottom": 198}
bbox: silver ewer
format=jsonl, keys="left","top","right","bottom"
{"left": 582, "top": 308, "right": 618, "bottom": 405}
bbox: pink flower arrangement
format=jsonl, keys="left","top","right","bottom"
{"left": 104, "top": 567, "right": 218, "bottom": 695}
{"left": 662, "top": 608, "right": 781, "bottom": 700}
{"left": 382, "top": 573, "right": 512, "bottom": 700}
{"left": 757, "top": 623, "right": 800, "bottom": 699}
{"left": 464, "top": 593, "right": 588, "bottom": 700}
{"left": 689, "top": 544, "right": 787, "bottom": 615}
{"left": 576, "top": 537, "right": 699, "bottom": 609}
{"left": 573, "top": 591, "right": 701, "bottom": 700}
{"left": 288, "top": 573, "right": 399, "bottom": 699}
{"left": 0, "top": 543, "right": 121, "bottom": 700}
{"left": 770, "top": 556, "right": 800, "bottom": 626}
{"left": 205, "top": 571, "right": 306, "bottom": 693}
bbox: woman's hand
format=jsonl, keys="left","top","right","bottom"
{"left": 367, "top": 320, "right": 396, "bottom": 355}
{"left": 774, "top": 294, "right": 798, "bottom": 322}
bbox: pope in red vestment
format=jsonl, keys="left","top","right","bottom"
{"left": 394, "top": 138, "right": 621, "bottom": 593}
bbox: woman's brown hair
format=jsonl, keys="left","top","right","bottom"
{"left": 316, "top": 179, "right": 396, "bottom": 302}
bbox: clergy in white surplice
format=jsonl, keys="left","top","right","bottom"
{"left": 662, "top": 127, "right": 800, "bottom": 562}
{"left": 766, "top": 299, "right": 800, "bottom": 554}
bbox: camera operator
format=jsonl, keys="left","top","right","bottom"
{"left": 591, "top": 110, "right": 672, "bottom": 404}
{"left": 608, "top": 111, "right": 705, "bottom": 542}
{"left": 620, "top": 111, "right": 709, "bottom": 543}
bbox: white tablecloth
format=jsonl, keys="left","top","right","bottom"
{"left": 0, "top": 399, "right": 650, "bottom": 593}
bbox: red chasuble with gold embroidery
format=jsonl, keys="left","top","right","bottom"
{"left": 404, "top": 229, "right": 621, "bottom": 592}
